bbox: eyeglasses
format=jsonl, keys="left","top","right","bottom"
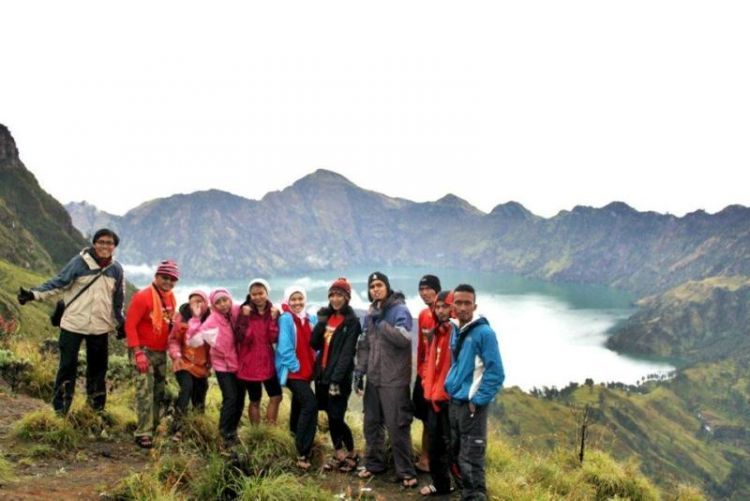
{"left": 95, "top": 240, "right": 116, "bottom": 246}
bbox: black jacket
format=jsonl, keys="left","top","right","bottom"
{"left": 311, "top": 305, "right": 361, "bottom": 387}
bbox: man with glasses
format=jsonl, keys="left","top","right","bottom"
{"left": 17, "top": 228, "right": 125, "bottom": 415}
{"left": 124, "top": 260, "right": 179, "bottom": 448}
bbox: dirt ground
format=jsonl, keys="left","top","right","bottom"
{"left": 0, "top": 385, "right": 150, "bottom": 500}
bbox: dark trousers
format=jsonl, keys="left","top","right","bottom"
{"left": 427, "top": 401, "right": 453, "bottom": 494}
{"left": 52, "top": 329, "right": 108, "bottom": 415}
{"left": 316, "top": 382, "right": 354, "bottom": 452}
{"left": 216, "top": 371, "right": 245, "bottom": 441}
{"left": 172, "top": 370, "right": 208, "bottom": 430}
{"left": 450, "top": 401, "right": 488, "bottom": 501}
{"left": 363, "top": 382, "right": 416, "bottom": 479}
{"left": 286, "top": 379, "right": 318, "bottom": 458}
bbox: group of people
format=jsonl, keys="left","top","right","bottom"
{"left": 18, "top": 228, "right": 505, "bottom": 500}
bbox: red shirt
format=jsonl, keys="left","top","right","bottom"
{"left": 321, "top": 313, "right": 344, "bottom": 369}
{"left": 417, "top": 307, "right": 437, "bottom": 378}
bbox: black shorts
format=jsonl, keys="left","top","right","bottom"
{"left": 412, "top": 375, "right": 429, "bottom": 422}
{"left": 244, "top": 375, "right": 282, "bottom": 402}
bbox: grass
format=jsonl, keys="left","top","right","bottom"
{"left": 13, "top": 408, "right": 80, "bottom": 449}
{"left": 0, "top": 455, "right": 15, "bottom": 486}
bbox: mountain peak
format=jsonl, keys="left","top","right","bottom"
{"left": 434, "top": 194, "right": 483, "bottom": 214}
{"left": 603, "top": 201, "right": 636, "bottom": 214}
{"left": 489, "top": 201, "right": 535, "bottom": 220}
{"left": 295, "top": 169, "right": 355, "bottom": 187}
{"left": 0, "top": 123, "right": 19, "bottom": 162}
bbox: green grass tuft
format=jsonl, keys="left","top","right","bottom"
{"left": 236, "top": 424, "right": 297, "bottom": 475}
{"left": 236, "top": 472, "right": 331, "bottom": 500}
{"left": 13, "top": 408, "right": 79, "bottom": 449}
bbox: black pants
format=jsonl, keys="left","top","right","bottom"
{"left": 427, "top": 401, "right": 453, "bottom": 494}
{"left": 215, "top": 371, "right": 245, "bottom": 441}
{"left": 363, "top": 382, "right": 416, "bottom": 479}
{"left": 450, "top": 401, "right": 488, "bottom": 501}
{"left": 286, "top": 379, "right": 318, "bottom": 458}
{"left": 52, "top": 329, "right": 108, "bottom": 415}
{"left": 172, "top": 370, "right": 209, "bottom": 430}
{"left": 316, "top": 382, "right": 354, "bottom": 452}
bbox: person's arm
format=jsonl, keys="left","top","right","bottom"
{"left": 354, "top": 315, "right": 370, "bottom": 374}
{"left": 330, "top": 319, "right": 361, "bottom": 384}
{"left": 31, "top": 255, "right": 82, "bottom": 301}
{"left": 112, "top": 265, "right": 125, "bottom": 327}
{"left": 470, "top": 327, "right": 505, "bottom": 407}
{"left": 377, "top": 305, "right": 412, "bottom": 349}
{"left": 167, "top": 317, "right": 184, "bottom": 361}
{"left": 276, "top": 314, "right": 300, "bottom": 373}
{"left": 125, "top": 292, "right": 147, "bottom": 349}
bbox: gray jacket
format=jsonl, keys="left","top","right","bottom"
{"left": 356, "top": 291, "right": 413, "bottom": 387}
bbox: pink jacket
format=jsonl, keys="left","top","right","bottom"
{"left": 235, "top": 303, "right": 279, "bottom": 382}
{"left": 192, "top": 304, "right": 240, "bottom": 374}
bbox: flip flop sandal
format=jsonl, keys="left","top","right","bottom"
{"left": 135, "top": 436, "right": 153, "bottom": 449}
{"left": 323, "top": 456, "right": 342, "bottom": 471}
{"left": 296, "top": 456, "right": 312, "bottom": 471}
{"left": 338, "top": 454, "right": 360, "bottom": 473}
{"left": 357, "top": 467, "right": 378, "bottom": 479}
{"left": 402, "top": 477, "right": 418, "bottom": 489}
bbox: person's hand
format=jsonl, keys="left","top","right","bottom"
{"left": 17, "top": 287, "right": 34, "bottom": 305}
{"left": 329, "top": 383, "right": 341, "bottom": 396}
{"left": 431, "top": 400, "right": 441, "bottom": 413}
{"left": 270, "top": 307, "right": 279, "bottom": 320}
{"left": 353, "top": 371, "right": 365, "bottom": 396}
{"left": 116, "top": 323, "right": 126, "bottom": 340}
{"left": 469, "top": 402, "right": 477, "bottom": 416}
{"left": 241, "top": 304, "right": 252, "bottom": 316}
{"left": 134, "top": 350, "right": 149, "bottom": 374}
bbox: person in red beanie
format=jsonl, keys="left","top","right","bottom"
{"left": 125, "top": 260, "right": 179, "bottom": 448}
{"left": 419, "top": 290, "right": 458, "bottom": 497}
{"left": 311, "top": 277, "right": 362, "bottom": 473}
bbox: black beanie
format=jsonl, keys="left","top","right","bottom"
{"left": 419, "top": 274, "right": 441, "bottom": 293}
{"left": 367, "top": 271, "right": 391, "bottom": 301}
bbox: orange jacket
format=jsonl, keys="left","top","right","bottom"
{"left": 422, "top": 319, "right": 454, "bottom": 404}
{"left": 168, "top": 313, "right": 211, "bottom": 378}
{"left": 417, "top": 307, "right": 436, "bottom": 379}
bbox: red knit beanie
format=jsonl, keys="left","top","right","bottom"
{"left": 155, "top": 260, "right": 180, "bottom": 281}
{"left": 328, "top": 277, "right": 352, "bottom": 301}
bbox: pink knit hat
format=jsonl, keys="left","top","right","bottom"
{"left": 155, "top": 260, "right": 180, "bottom": 281}
{"left": 209, "top": 288, "right": 232, "bottom": 306}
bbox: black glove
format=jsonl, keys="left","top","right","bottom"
{"left": 17, "top": 287, "right": 34, "bottom": 305}
{"left": 116, "top": 322, "right": 126, "bottom": 340}
{"left": 353, "top": 370, "right": 365, "bottom": 393}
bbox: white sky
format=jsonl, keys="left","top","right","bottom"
{"left": 2, "top": 1, "right": 749, "bottom": 217}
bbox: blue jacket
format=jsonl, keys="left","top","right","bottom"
{"left": 444, "top": 315, "right": 504, "bottom": 407}
{"left": 275, "top": 311, "right": 317, "bottom": 386}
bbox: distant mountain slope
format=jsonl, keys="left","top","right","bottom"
{"left": 66, "top": 170, "right": 750, "bottom": 296}
{"left": 0, "top": 125, "right": 86, "bottom": 272}
{"left": 607, "top": 276, "right": 750, "bottom": 361}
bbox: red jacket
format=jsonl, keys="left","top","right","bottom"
{"left": 125, "top": 285, "right": 176, "bottom": 351}
{"left": 422, "top": 319, "right": 454, "bottom": 404}
{"left": 417, "top": 307, "right": 436, "bottom": 379}
{"left": 235, "top": 304, "right": 280, "bottom": 382}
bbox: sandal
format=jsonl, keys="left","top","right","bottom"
{"left": 296, "top": 456, "right": 312, "bottom": 471}
{"left": 338, "top": 453, "right": 360, "bottom": 473}
{"left": 357, "top": 467, "right": 378, "bottom": 479}
{"left": 135, "top": 435, "right": 153, "bottom": 449}
{"left": 402, "top": 477, "right": 418, "bottom": 489}
{"left": 420, "top": 484, "right": 451, "bottom": 496}
{"left": 322, "top": 456, "right": 341, "bottom": 471}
